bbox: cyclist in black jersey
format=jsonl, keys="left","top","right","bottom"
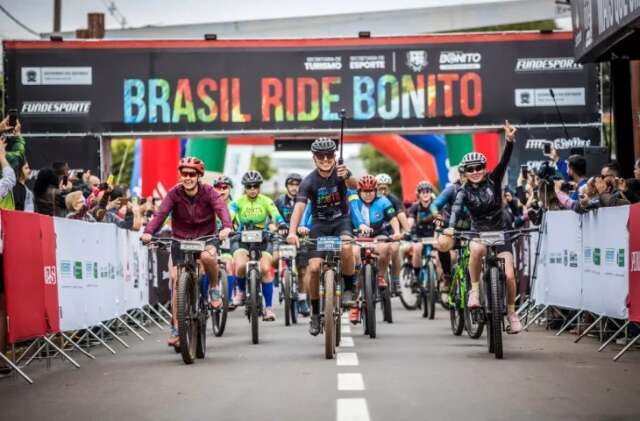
{"left": 287, "top": 138, "right": 357, "bottom": 336}
{"left": 406, "top": 181, "right": 439, "bottom": 278}
{"left": 446, "top": 121, "right": 523, "bottom": 333}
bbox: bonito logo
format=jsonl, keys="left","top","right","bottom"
{"left": 439, "top": 51, "right": 482, "bottom": 70}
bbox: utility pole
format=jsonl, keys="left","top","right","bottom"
{"left": 53, "top": 0, "right": 61, "bottom": 32}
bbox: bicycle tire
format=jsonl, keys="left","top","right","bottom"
{"left": 177, "top": 269, "right": 197, "bottom": 364}
{"left": 249, "top": 269, "right": 260, "bottom": 345}
{"left": 427, "top": 261, "right": 437, "bottom": 320}
{"left": 399, "top": 264, "right": 420, "bottom": 310}
{"left": 196, "top": 292, "right": 207, "bottom": 359}
{"left": 364, "top": 264, "right": 376, "bottom": 339}
{"left": 382, "top": 286, "right": 393, "bottom": 323}
{"left": 489, "top": 266, "right": 503, "bottom": 359}
{"left": 211, "top": 268, "right": 229, "bottom": 337}
{"left": 283, "top": 268, "right": 292, "bottom": 326}
{"left": 324, "top": 270, "right": 336, "bottom": 359}
{"left": 464, "top": 271, "right": 485, "bottom": 339}
{"left": 449, "top": 276, "right": 465, "bottom": 336}
{"left": 291, "top": 273, "right": 299, "bottom": 325}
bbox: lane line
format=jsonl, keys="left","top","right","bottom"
{"left": 338, "top": 373, "right": 365, "bottom": 391}
{"left": 339, "top": 336, "right": 354, "bottom": 348}
{"left": 337, "top": 398, "right": 370, "bottom": 421}
{"left": 337, "top": 352, "right": 359, "bottom": 366}
{"left": 342, "top": 325, "right": 352, "bottom": 333}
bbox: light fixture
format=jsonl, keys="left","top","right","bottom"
{"left": 358, "top": 31, "right": 371, "bottom": 38}
{"left": 204, "top": 34, "right": 218, "bottom": 41}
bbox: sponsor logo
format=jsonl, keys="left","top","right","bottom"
{"left": 593, "top": 248, "right": 601, "bottom": 266}
{"left": 631, "top": 251, "right": 640, "bottom": 272}
{"left": 21, "top": 66, "right": 92, "bottom": 85}
{"left": 515, "top": 88, "right": 586, "bottom": 107}
{"left": 406, "top": 50, "right": 428, "bottom": 72}
{"left": 21, "top": 101, "right": 91, "bottom": 115}
{"left": 61, "top": 260, "right": 72, "bottom": 277}
{"left": 349, "top": 55, "right": 385, "bottom": 70}
{"left": 439, "top": 51, "right": 482, "bottom": 70}
{"left": 525, "top": 137, "right": 593, "bottom": 151}
{"left": 304, "top": 56, "right": 342, "bottom": 71}
{"left": 515, "top": 57, "right": 583, "bottom": 73}
{"left": 617, "top": 248, "right": 625, "bottom": 268}
{"left": 74, "top": 261, "right": 83, "bottom": 280}
{"left": 44, "top": 266, "right": 57, "bottom": 285}
{"left": 605, "top": 248, "right": 616, "bottom": 265}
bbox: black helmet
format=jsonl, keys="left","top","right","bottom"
{"left": 285, "top": 173, "right": 303, "bottom": 186}
{"left": 241, "top": 170, "right": 263, "bottom": 186}
{"left": 214, "top": 175, "right": 233, "bottom": 188}
{"left": 310, "top": 137, "right": 337, "bottom": 154}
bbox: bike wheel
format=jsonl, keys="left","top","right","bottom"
{"left": 324, "top": 270, "right": 336, "bottom": 359}
{"left": 211, "top": 268, "right": 229, "bottom": 337}
{"left": 449, "top": 277, "right": 465, "bottom": 336}
{"left": 364, "top": 264, "right": 376, "bottom": 339}
{"left": 427, "top": 262, "right": 437, "bottom": 320}
{"left": 291, "top": 274, "right": 299, "bottom": 325}
{"left": 489, "top": 266, "right": 503, "bottom": 359}
{"left": 381, "top": 285, "right": 393, "bottom": 323}
{"left": 196, "top": 294, "right": 207, "bottom": 359}
{"left": 399, "top": 264, "right": 420, "bottom": 310}
{"left": 249, "top": 270, "right": 260, "bottom": 345}
{"left": 177, "top": 269, "right": 197, "bottom": 364}
{"left": 464, "top": 272, "right": 485, "bottom": 339}
{"left": 283, "top": 268, "right": 292, "bottom": 326}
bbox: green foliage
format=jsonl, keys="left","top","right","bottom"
{"left": 358, "top": 145, "right": 403, "bottom": 198}
{"left": 111, "top": 139, "right": 135, "bottom": 186}
{"left": 250, "top": 154, "right": 276, "bottom": 181}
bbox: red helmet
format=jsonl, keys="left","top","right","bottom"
{"left": 178, "top": 156, "right": 205, "bottom": 176}
{"left": 358, "top": 175, "right": 378, "bottom": 191}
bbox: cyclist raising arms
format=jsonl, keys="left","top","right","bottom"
{"left": 446, "top": 121, "right": 522, "bottom": 333}
{"left": 142, "top": 157, "right": 233, "bottom": 346}
{"left": 287, "top": 138, "right": 357, "bottom": 336}
{"left": 230, "top": 170, "right": 286, "bottom": 322}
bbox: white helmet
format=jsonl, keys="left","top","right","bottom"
{"left": 460, "top": 152, "right": 487, "bottom": 168}
{"left": 375, "top": 173, "right": 392, "bottom": 185}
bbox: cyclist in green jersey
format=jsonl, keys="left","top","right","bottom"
{"left": 230, "top": 170, "right": 286, "bottom": 321}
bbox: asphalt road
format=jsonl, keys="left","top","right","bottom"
{"left": 1, "top": 298, "right": 639, "bottom": 421}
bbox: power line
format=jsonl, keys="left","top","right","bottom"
{"left": 0, "top": 4, "right": 40, "bottom": 37}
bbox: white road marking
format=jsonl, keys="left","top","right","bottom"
{"left": 342, "top": 325, "right": 352, "bottom": 333}
{"left": 337, "top": 398, "right": 370, "bottom": 421}
{"left": 338, "top": 373, "right": 365, "bottom": 391}
{"left": 339, "top": 336, "right": 354, "bottom": 348}
{"left": 337, "top": 352, "right": 359, "bottom": 366}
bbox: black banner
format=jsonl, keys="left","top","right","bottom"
{"left": 25, "top": 135, "right": 100, "bottom": 174}
{"left": 148, "top": 249, "right": 171, "bottom": 306}
{"left": 4, "top": 33, "right": 599, "bottom": 135}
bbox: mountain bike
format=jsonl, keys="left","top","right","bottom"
{"left": 448, "top": 241, "right": 481, "bottom": 336}
{"left": 399, "top": 237, "right": 438, "bottom": 319}
{"left": 277, "top": 240, "right": 299, "bottom": 326}
{"left": 210, "top": 250, "right": 230, "bottom": 337}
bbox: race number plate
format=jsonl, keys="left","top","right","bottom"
{"left": 278, "top": 245, "right": 297, "bottom": 258}
{"left": 317, "top": 236, "right": 342, "bottom": 252}
{"left": 479, "top": 231, "right": 505, "bottom": 245}
{"left": 180, "top": 240, "right": 206, "bottom": 252}
{"left": 241, "top": 230, "right": 263, "bottom": 243}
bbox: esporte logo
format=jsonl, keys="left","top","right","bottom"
{"left": 515, "top": 57, "right": 583, "bottom": 73}
{"left": 21, "top": 101, "right": 91, "bottom": 115}
{"left": 439, "top": 51, "right": 482, "bottom": 70}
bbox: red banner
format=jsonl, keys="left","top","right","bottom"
{"left": 141, "top": 137, "right": 180, "bottom": 198}
{"left": 628, "top": 203, "right": 640, "bottom": 322}
{"left": 39, "top": 215, "right": 60, "bottom": 333}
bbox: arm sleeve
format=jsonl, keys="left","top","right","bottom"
{"left": 6, "top": 136, "right": 26, "bottom": 169}
{"left": 266, "top": 197, "right": 285, "bottom": 225}
{"left": 115, "top": 209, "right": 135, "bottom": 230}
{"left": 490, "top": 140, "right": 514, "bottom": 185}
{"left": 448, "top": 189, "right": 466, "bottom": 228}
{"left": 555, "top": 190, "right": 575, "bottom": 209}
{"left": 350, "top": 199, "right": 365, "bottom": 228}
{"left": 143, "top": 194, "right": 174, "bottom": 235}
{"left": 213, "top": 191, "right": 233, "bottom": 229}
{"left": 296, "top": 178, "right": 312, "bottom": 203}
{"left": 383, "top": 199, "right": 397, "bottom": 222}
{"left": 301, "top": 203, "right": 312, "bottom": 228}
{"left": 0, "top": 165, "right": 16, "bottom": 198}
{"left": 431, "top": 184, "right": 454, "bottom": 214}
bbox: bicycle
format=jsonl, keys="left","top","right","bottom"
{"left": 447, "top": 240, "right": 484, "bottom": 337}
{"left": 451, "top": 227, "right": 538, "bottom": 359}
{"left": 276, "top": 239, "right": 299, "bottom": 326}
{"left": 144, "top": 235, "right": 218, "bottom": 365}
{"left": 210, "top": 247, "right": 230, "bottom": 337}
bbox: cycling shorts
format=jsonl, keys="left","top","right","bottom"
{"left": 233, "top": 238, "right": 273, "bottom": 260}
{"left": 170, "top": 238, "right": 217, "bottom": 266}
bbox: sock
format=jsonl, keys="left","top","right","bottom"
{"left": 227, "top": 275, "right": 236, "bottom": 301}
{"left": 391, "top": 273, "right": 399, "bottom": 283}
{"left": 262, "top": 282, "right": 274, "bottom": 308}
{"left": 311, "top": 299, "right": 320, "bottom": 315}
{"left": 343, "top": 274, "right": 355, "bottom": 291}
{"left": 471, "top": 282, "right": 480, "bottom": 291}
{"left": 237, "top": 277, "right": 246, "bottom": 292}
{"left": 507, "top": 304, "right": 515, "bottom": 315}
{"left": 298, "top": 292, "right": 307, "bottom": 301}
{"left": 414, "top": 267, "right": 420, "bottom": 279}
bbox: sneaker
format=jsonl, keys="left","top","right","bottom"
{"left": 309, "top": 314, "right": 321, "bottom": 336}
{"left": 209, "top": 288, "right": 223, "bottom": 309}
{"left": 392, "top": 280, "right": 401, "bottom": 295}
{"left": 508, "top": 313, "right": 523, "bottom": 334}
{"left": 233, "top": 290, "right": 246, "bottom": 306}
{"left": 377, "top": 275, "right": 387, "bottom": 289}
{"left": 467, "top": 289, "right": 480, "bottom": 309}
{"left": 298, "top": 299, "right": 310, "bottom": 317}
{"left": 263, "top": 308, "right": 276, "bottom": 322}
{"left": 168, "top": 327, "right": 179, "bottom": 346}
{"left": 350, "top": 307, "right": 360, "bottom": 324}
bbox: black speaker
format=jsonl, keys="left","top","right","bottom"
{"left": 568, "top": 146, "right": 609, "bottom": 177}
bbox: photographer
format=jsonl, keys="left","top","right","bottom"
{"left": 548, "top": 146, "right": 587, "bottom": 201}
{"left": 65, "top": 190, "right": 95, "bottom": 222}
{"left": 91, "top": 186, "right": 134, "bottom": 229}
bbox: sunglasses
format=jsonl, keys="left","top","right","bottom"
{"left": 314, "top": 153, "right": 335, "bottom": 161}
{"left": 246, "top": 184, "right": 260, "bottom": 190}
{"left": 465, "top": 165, "right": 486, "bottom": 174}
{"left": 418, "top": 189, "right": 432, "bottom": 194}
{"left": 180, "top": 171, "right": 198, "bottom": 178}
{"left": 215, "top": 184, "right": 230, "bottom": 190}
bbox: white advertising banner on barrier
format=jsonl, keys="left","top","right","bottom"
{"left": 581, "top": 206, "right": 629, "bottom": 319}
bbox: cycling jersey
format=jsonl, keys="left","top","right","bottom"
{"left": 407, "top": 202, "right": 436, "bottom": 238}
{"left": 384, "top": 192, "right": 405, "bottom": 214}
{"left": 431, "top": 182, "right": 471, "bottom": 230}
{"left": 229, "top": 194, "right": 284, "bottom": 230}
{"left": 144, "top": 183, "right": 232, "bottom": 239}
{"left": 351, "top": 195, "right": 396, "bottom": 235}
{"left": 449, "top": 141, "right": 513, "bottom": 232}
{"left": 274, "top": 193, "right": 296, "bottom": 224}
{"left": 296, "top": 168, "right": 349, "bottom": 223}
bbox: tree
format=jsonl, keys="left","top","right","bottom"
{"left": 358, "top": 145, "right": 403, "bottom": 198}
{"left": 250, "top": 154, "right": 276, "bottom": 181}
{"left": 111, "top": 139, "right": 135, "bottom": 186}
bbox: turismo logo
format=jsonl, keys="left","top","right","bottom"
{"left": 21, "top": 101, "right": 91, "bottom": 115}
{"left": 439, "top": 51, "right": 482, "bottom": 70}
{"left": 515, "top": 57, "right": 583, "bottom": 73}
{"left": 406, "top": 50, "right": 428, "bottom": 72}
{"left": 304, "top": 56, "right": 342, "bottom": 71}
{"left": 349, "top": 55, "right": 385, "bottom": 70}
{"left": 21, "top": 66, "right": 93, "bottom": 85}
{"left": 515, "top": 88, "right": 585, "bottom": 107}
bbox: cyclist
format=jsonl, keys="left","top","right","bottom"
{"left": 213, "top": 175, "right": 238, "bottom": 309}
{"left": 375, "top": 173, "right": 409, "bottom": 292}
{"left": 287, "top": 137, "right": 357, "bottom": 336}
{"left": 406, "top": 181, "right": 439, "bottom": 281}
{"left": 142, "top": 157, "right": 233, "bottom": 346}
{"left": 229, "top": 170, "right": 286, "bottom": 322}
{"left": 446, "top": 121, "right": 522, "bottom": 333}
{"left": 349, "top": 175, "right": 402, "bottom": 323}
{"left": 274, "top": 173, "right": 311, "bottom": 317}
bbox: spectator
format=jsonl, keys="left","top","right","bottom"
{"left": 91, "top": 186, "right": 134, "bottom": 229}
{"left": 601, "top": 160, "right": 621, "bottom": 178}
{"left": 634, "top": 159, "right": 640, "bottom": 180}
{"left": 0, "top": 116, "right": 26, "bottom": 169}
{"left": 622, "top": 178, "right": 640, "bottom": 204}
{"left": 65, "top": 190, "right": 95, "bottom": 222}
{"left": 33, "top": 168, "right": 68, "bottom": 217}
{"left": 52, "top": 161, "right": 69, "bottom": 181}
{"left": 12, "top": 160, "right": 34, "bottom": 211}
{"left": 548, "top": 146, "right": 587, "bottom": 200}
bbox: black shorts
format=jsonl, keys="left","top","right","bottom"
{"left": 309, "top": 217, "right": 353, "bottom": 259}
{"left": 170, "top": 239, "right": 217, "bottom": 266}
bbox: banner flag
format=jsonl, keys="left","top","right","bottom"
{"left": 141, "top": 137, "right": 180, "bottom": 199}
{"left": 39, "top": 215, "right": 60, "bottom": 334}
{"left": 627, "top": 204, "right": 640, "bottom": 322}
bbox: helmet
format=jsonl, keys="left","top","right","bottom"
{"left": 178, "top": 156, "right": 205, "bottom": 176}
{"left": 241, "top": 170, "right": 263, "bottom": 186}
{"left": 460, "top": 152, "right": 487, "bottom": 169}
{"left": 375, "top": 173, "right": 392, "bottom": 185}
{"left": 214, "top": 175, "right": 233, "bottom": 188}
{"left": 416, "top": 180, "right": 433, "bottom": 193}
{"left": 310, "top": 137, "right": 337, "bottom": 154}
{"left": 285, "top": 173, "right": 303, "bottom": 186}
{"left": 358, "top": 175, "right": 378, "bottom": 191}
